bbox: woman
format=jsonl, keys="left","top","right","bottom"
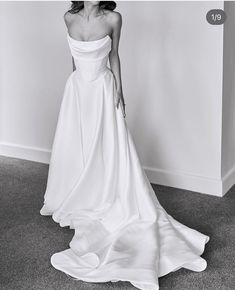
{"left": 40, "top": 2, "right": 210, "bottom": 290}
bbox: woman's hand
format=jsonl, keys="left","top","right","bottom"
{"left": 116, "top": 91, "right": 126, "bottom": 118}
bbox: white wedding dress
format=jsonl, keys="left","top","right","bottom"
{"left": 40, "top": 33, "right": 210, "bottom": 290}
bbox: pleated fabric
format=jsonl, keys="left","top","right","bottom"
{"left": 40, "top": 33, "right": 209, "bottom": 290}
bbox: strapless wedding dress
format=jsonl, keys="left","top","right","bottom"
{"left": 40, "top": 33, "right": 210, "bottom": 290}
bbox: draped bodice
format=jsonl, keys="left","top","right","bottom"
{"left": 67, "top": 33, "right": 112, "bottom": 81}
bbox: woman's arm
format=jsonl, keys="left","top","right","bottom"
{"left": 109, "top": 12, "right": 126, "bottom": 117}
{"left": 64, "top": 12, "right": 76, "bottom": 72}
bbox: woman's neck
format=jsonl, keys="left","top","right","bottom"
{"left": 82, "top": 2, "right": 101, "bottom": 20}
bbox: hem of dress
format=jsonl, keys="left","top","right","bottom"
{"left": 50, "top": 257, "right": 159, "bottom": 290}
{"left": 40, "top": 205, "right": 210, "bottom": 282}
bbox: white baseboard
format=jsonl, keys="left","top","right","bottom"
{"left": 0, "top": 141, "right": 234, "bottom": 197}
{"left": 143, "top": 165, "right": 233, "bottom": 197}
{"left": 0, "top": 141, "right": 50, "bottom": 164}
{"left": 222, "top": 164, "right": 235, "bottom": 196}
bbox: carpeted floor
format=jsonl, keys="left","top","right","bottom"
{"left": 0, "top": 155, "right": 234, "bottom": 290}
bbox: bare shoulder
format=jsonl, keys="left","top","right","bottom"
{"left": 64, "top": 11, "right": 74, "bottom": 25}
{"left": 104, "top": 10, "right": 122, "bottom": 27}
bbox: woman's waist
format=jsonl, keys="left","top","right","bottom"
{"left": 73, "top": 64, "right": 110, "bottom": 81}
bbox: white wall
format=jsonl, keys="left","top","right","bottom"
{"left": 118, "top": 1, "right": 224, "bottom": 195}
{"left": 0, "top": 1, "right": 71, "bottom": 161}
{"left": 0, "top": 1, "right": 232, "bottom": 196}
{"left": 221, "top": 1, "right": 235, "bottom": 193}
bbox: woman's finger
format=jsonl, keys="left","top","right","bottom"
{"left": 116, "top": 97, "right": 120, "bottom": 108}
{"left": 120, "top": 101, "right": 126, "bottom": 118}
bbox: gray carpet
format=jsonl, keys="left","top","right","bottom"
{"left": 0, "top": 155, "right": 234, "bottom": 290}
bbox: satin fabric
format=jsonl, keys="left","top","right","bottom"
{"left": 40, "top": 33, "right": 210, "bottom": 290}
